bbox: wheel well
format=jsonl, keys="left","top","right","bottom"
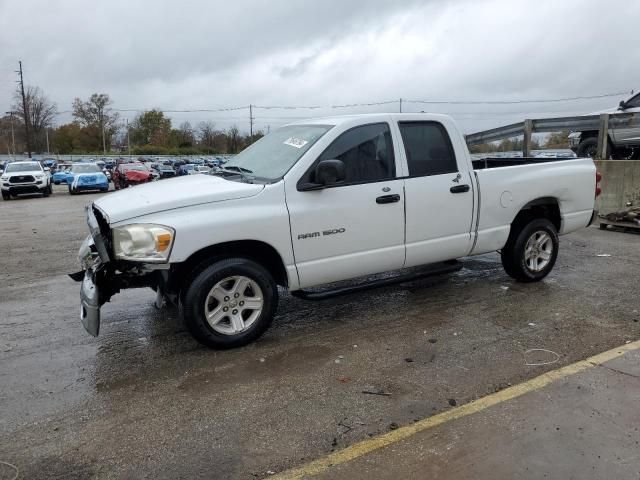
{"left": 168, "top": 240, "right": 289, "bottom": 293}
{"left": 579, "top": 131, "right": 598, "bottom": 140}
{"left": 510, "top": 197, "right": 561, "bottom": 236}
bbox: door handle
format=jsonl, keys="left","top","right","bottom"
{"left": 450, "top": 184, "right": 470, "bottom": 194}
{"left": 376, "top": 194, "right": 401, "bottom": 204}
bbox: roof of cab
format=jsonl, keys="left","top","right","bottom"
{"left": 286, "top": 112, "right": 453, "bottom": 127}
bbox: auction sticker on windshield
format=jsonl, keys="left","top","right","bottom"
{"left": 283, "top": 137, "right": 309, "bottom": 149}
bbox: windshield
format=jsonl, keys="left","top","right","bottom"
{"left": 73, "top": 164, "right": 101, "bottom": 173}
{"left": 5, "top": 162, "right": 41, "bottom": 173}
{"left": 223, "top": 124, "right": 332, "bottom": 181}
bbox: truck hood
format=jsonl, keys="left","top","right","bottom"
{"left": 94, "top": 175, "right": 264, "bottom": 223}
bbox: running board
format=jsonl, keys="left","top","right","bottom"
{"left": 291, "top": 260, "right": 463, "bottom": 301}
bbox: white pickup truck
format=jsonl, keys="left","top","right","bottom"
{"left": 73, "top": 113, "right": 600, "bottom": 348}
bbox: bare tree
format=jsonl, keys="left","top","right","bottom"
{"left": 227, "top": 125, "right": 241, "bottom": 153}
{"left": 176, "top": 121, "right": 195, "bottom": 147}
{"left": 11, "top": 86, "right": 57, "bottom": 153}
{"left": 197, "top": 121, "right": 217, "bottom": 147}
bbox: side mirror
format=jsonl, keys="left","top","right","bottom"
{"left": 43, "top": 167, "right": 50, "bottom": 172}
{"left": 298, "top": 159, "right": 346, "bottom": 191}
{"left": 315, "top": 159, "right": 346, "bottom": 185}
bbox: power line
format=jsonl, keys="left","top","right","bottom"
{"left": 50, "top": 90, "right": 630, "bottom": 117}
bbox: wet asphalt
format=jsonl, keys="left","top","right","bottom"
{"left": 0, "top": 185, "right": 639, "bottom": 479}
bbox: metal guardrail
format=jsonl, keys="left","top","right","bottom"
{"left": 465, "top": 111, "right": 640, "bottom": 158}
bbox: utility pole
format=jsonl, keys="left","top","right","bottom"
{"left": 101, "top": 114, "right": 107, "bottom": 154}
{"left": 249, "top": 104, "right": 254, "bottom": 140}
{"left": 17, "top": 61, "right": 32, "bottom": 158}
{"left": 45, "top": 128, "right": 50, "bottom": 154}
{"left": 5, "top": 111, "right": 16, "bottom": 158}
{"left": 126, "top": 119, "right": 131, "bottom": 157}
{"left": 399, "top": 98, "right": 403, "bottom": 113}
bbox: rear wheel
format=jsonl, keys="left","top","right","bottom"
{"left": 501, "top": 218, "right": 559, "bottom": 282}
{"left": 182, "top": 257, "right": 278, "bottom": 349}
{"left": 576, "top": 136, "right": 614, "bottom": 159}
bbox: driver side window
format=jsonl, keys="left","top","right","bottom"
{"left": 315, "top": 123, "right": 395, "bottom": 184}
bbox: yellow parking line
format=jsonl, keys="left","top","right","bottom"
{"left": 272, "top": 340, "right": 640, "bottom": 480}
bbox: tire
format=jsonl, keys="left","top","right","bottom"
{"left": 501, "top": 218, "right": 559, "bottom": 283}
{"left": 182, "top": 257, "right": 278, "bottom": 349}
{"left": 54, "top": 181, "right": 60, "bottom": 185}
{"left": 68, "top": 185, "right": 76, "bottom": 195}
{"left": 43, "top": 183, "right": 52, "bottom": 197}
{"left": 576, "top": 136, "right": 615, "bottom": 159}
{"left": 576, "top": 137, "right": 597, "bottom": 158}
{"left": 1, "top": 190, "right": 9, "bottom": 201}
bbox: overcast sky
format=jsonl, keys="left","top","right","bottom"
{"left": 1, "top": 0, "right": 638, "bottom": 134}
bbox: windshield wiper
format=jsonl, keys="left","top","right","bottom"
{"left": 210, "top": 166, "right": 254, "bottom": 183}
{"left": 223, "top": 165, "right": 253, "bottom": 174}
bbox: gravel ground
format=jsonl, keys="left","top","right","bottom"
{"left": 0, "top": 185, "right": 638, "bottom": 479}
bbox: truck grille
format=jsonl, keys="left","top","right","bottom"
{"left": 9, "top": 175, "right": 35, "bottom": 183}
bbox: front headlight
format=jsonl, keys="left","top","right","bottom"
{"left": 112, "top": 224, "right": 175, "bottom": 263}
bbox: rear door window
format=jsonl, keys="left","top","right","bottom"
{"left": 398, "top": 122, "right": 457, "bottom": 176}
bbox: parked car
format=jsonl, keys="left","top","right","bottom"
{"left": 67, "top": 163, "right": 109, "bottom": 194}
{"left": 42, "top": 158, "right": 58, "bottom": 173}
{"left": 569, "top": 91, "right": 640, "bottom": 159}
{"left": 189, "top": 165, "right": 211, "bottom": 175}
{"left": 52, "top": 164, "right": 73, "bottom": 184}
{"left": 151, "top": 163, "right": 177, "bottom": 179}
{"left": 177, "top": 164, "right": 195, "bottom": 176}
{"left": 112, "top": 162, "right": 154, "bottom": 190}
{"left": 1, "top": 160, "right": 52, "bottom": 200}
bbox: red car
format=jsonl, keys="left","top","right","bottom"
{"left": 113, "top": 162, "right": 154, "bottom": 190}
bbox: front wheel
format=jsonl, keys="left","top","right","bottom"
{"left": 1, "top": 190, "right": 9, "bottom": 200}
{"left": 182, "top": 258, "right": 278, "bottom": 349}
{"left": 501, "top": 218, "right": 559, "bottom": 282}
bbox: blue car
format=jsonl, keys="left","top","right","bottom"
{"left": 52, "top": 165, "right": 73, "bottom": 184}
{"left": 67, "top": 163, "right": 109, "bottom": 194}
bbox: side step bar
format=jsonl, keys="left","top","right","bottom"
{"left": 291, "top": 260, "right": 463, "bottom": 301}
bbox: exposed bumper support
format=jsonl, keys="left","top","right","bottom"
{"left": 80, "top": 271, "right": 101, "bottom": 336}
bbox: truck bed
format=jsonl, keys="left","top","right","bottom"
{"left": 472, "top": 156, "right": 579, "bottom": 170}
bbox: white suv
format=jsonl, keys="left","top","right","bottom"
{"left": 1, "top": 161, "right": 52, "bottom": 200}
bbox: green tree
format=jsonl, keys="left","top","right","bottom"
{"left": 72, "top": 93, "right": 119, "bottom": 151}
{"left": 51, "top": 123, "right": 82, "bottom": 153}
{"left": 130, "top": 109, "right": 172, "bottom": 146}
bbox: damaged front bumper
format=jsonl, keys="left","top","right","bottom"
{"left": 80, "top": 268, "right": 101, "bottom": 336}
{"left": 70, "top": 206, "right": 164, "bottom": 337}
